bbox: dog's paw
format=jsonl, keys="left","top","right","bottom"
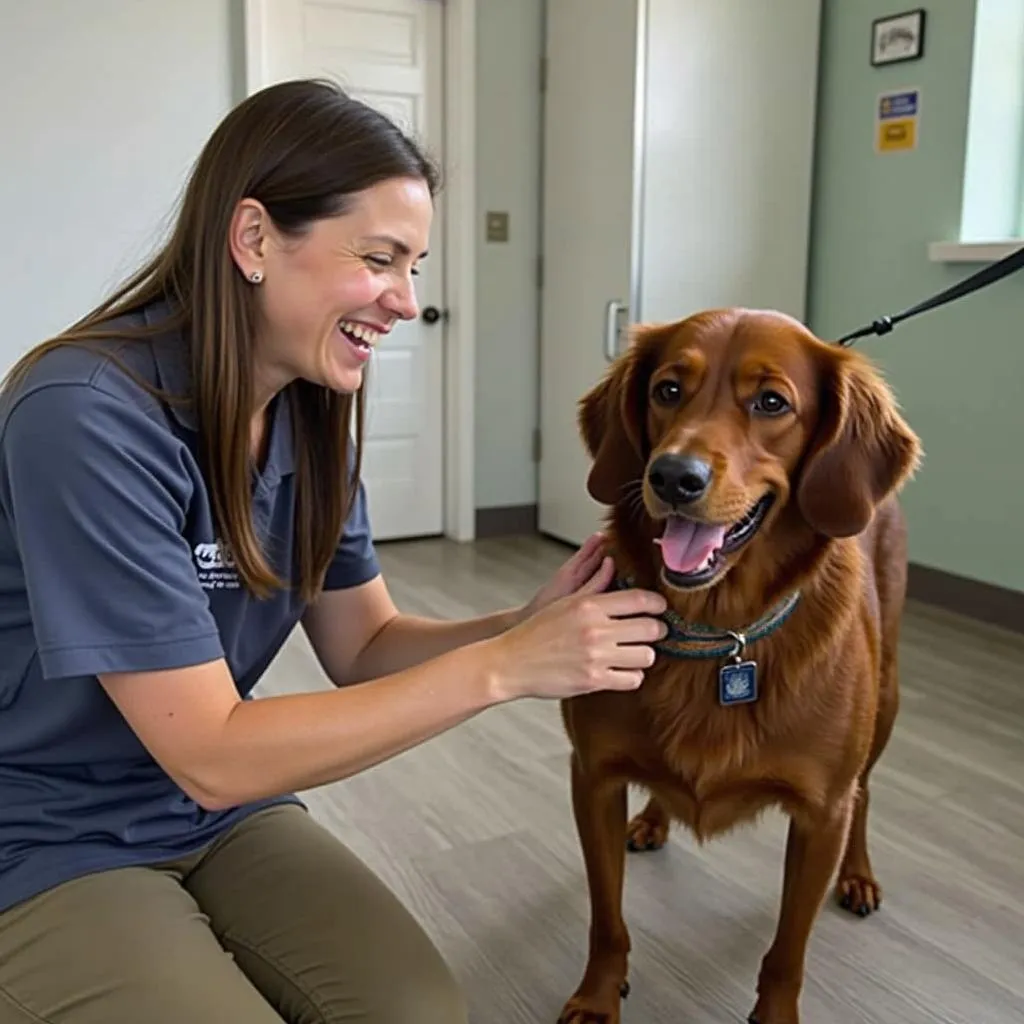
{"left": 751, "top": 962, "right": 801, "bottom": 1023}
{"left": 836, "top": 872, "right": 882, "bottom": 917}
{"left": 626, "top": 813, "right": 668, "bottom": 852}
{"left": 747, "top": 993, "right": 799, "bottom": 1024}
{"left": 557, "top": 982, "right": 630, "bottom": 1024}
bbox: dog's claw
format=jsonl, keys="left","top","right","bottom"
{"left": 557, "top": 981, "right": 630, "bottom": 1023}
{"left": 625, "top": 835, "right": 658, "bottom": 852}
{"left": 624, "top": 814, "right": 668, "bottom": 853}
{"left": 837, "top": 872, "right": 883, "bottom": 918}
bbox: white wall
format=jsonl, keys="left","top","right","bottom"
{"left": 0, "top": 0, "right": 242, "bottom": 368}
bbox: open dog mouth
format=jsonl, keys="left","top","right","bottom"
{"left": 654, "top": 493, "right": 774, "bottom": 588}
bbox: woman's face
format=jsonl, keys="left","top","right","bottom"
{"left": 232, "top": 175, "right": 433, "bottom": 403}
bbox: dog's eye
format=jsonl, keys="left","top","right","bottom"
{"left": 652, "top": 380, "right": 682, "bottom": 406}
{"left": 752, "top": 390, "right": 791, "bottom": 416}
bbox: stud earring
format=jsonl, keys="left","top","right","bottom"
{"left": 249, "top": 270, "right": 264, "bottom": 284}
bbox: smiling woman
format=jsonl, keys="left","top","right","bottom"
{"left": 0, "top": 79, "right": 669, "bottom": 1024}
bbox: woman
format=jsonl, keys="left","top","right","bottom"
{"left": 0, "top": 79, "right": 666, "bottom": 1023}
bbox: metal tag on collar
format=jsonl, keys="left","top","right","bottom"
{"left": 719, "top": 630, "right": 758, "bottom": 706}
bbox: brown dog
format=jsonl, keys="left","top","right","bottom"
{"left": 557, "top": 309, "right": 922, "bottom": 1024}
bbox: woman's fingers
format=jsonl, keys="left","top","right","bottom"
{"left": 606, "top": 641, "right": 657, "bottom": 670}
{"left": 607, "top": 615, "right": 668, "bottom": 646}
{"left": 576, "top": 555, "right": 616, "bottom": 596}
{"left": 603, "top": 668, "right": 645, "bottom": 691}
{"left": 560, "top": 532, "right": 603, "bottom": 575}
{"left": 591, "top": 585, "right": 667, "bottom": 618}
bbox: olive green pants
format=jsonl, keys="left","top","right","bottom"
{"left": 0, "top": 804, "right": 466, "bottom": 1024}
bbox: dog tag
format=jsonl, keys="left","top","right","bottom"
{"left": 719, "top": 659, "right": 758, "bottom": 706}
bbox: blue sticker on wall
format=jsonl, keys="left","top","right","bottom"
{"left": 879, "top": 90, "right": 918, "bottom": 119}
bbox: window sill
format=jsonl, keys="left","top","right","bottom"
{"left": 928, "top": 240, "right": 1024, "bottom": 263}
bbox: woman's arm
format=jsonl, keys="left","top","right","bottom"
{"left": 98, "top": 641, "right": 501, "bottom": 812}
{"left": 98, "top": 566, "right": 666, "bottom": 812}
{"left": 301, "top": 533, "right": 610, "bottom": 685}
{"left": 301, "top": 576, "right": 523, "bottom": 686}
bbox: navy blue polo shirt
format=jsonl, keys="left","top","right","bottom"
{"left": 0, "top": 300, "right": 380, "bottom": 914}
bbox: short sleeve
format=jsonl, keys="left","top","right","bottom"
{"left": 0, "top": 383, "right": 224, "bottom": 679}
{"left": 321, "top": 470, "right": 381, "bottom": 591}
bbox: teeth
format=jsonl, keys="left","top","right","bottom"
{"left": 338, "top": 320, "right": 380, "bottom": 347}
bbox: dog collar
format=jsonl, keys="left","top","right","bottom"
{"left": 611, "top": 575, "right": 800, "bottom": 662}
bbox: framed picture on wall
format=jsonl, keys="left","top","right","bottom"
{"left": 871, "top": 9, "right": 926, "bottom": 66}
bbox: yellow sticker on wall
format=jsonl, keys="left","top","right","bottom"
{"left": 875, "top": 89, "right": 919, "bottom": 153}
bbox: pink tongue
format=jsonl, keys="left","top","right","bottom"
{"left": 655, "top": 517, "right": 728, "bottom": 574}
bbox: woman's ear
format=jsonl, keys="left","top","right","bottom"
{"left": 228, "top": 197, "right": 270, "bottom": 281}
{"left": 797, "top": 350, "right": 922, "bottom": 537}
{"left": 577, "top": 324, "right": 663, "bottom": 506}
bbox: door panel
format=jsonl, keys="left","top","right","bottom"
{"left": 537, "top": 0, "right": 642, "bottom": 546}
{"left": 639, "top": 0, "right": 821, "bottom": 323}
{"left": 538, "top": 0, "right": 820, "bottom": 548}
{"left": 251, "top": 0, "right": 445, "bottom": 541}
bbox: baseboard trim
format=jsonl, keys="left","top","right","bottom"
{"left": 475, "top": 504, "right": 538, "bottom": 538}
{"left": 907, "top": 563, "right": 1024, "bottom": 635}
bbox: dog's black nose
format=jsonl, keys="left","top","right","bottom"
{"left": 648, "top": 454, "right": 712, "bottom": 505}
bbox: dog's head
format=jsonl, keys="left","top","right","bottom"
{"left": 579, "top": 308, "right": 922, "bottom": 592}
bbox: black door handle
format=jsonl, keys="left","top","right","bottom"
{"left": 421, "top": 306, "right": 444, "bottom": 324}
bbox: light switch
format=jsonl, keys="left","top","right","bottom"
{"left": 485, "top": 210, "right": 510, "bottom": 243}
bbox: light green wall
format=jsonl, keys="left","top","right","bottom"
{"left": 473, "top": 0, "right": 543, "bottom": 511}
{"left": 808, "top": 0, "right": 1024, "bottom": 593}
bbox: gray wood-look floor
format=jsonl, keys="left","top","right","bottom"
{"left": 256, "top": 535, "right": 1024, "bottom": 1024}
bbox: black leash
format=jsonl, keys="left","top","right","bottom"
{"left": 837, "top": 243, "right": 1024, "bottom": 346}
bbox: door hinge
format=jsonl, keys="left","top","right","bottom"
{"left": 539, "top": 56, "right": 548, "bottom": 93}
{"left": 532, "top": 427, "right": 542, "bottom": 463}
{"left": 536, "top": 254, "right": 544, "bottom": 289}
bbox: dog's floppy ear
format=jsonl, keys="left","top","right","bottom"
{"left": 578, "top": 325, "right": 661, "bottom": 506}
{"left": 797, "top": 350, "right": 922, "bottom": 537}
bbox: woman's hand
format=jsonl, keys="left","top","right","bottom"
{"left": 483, "top": 554, "right": 668, "bottom": 703}
{"left": 519, "top": 532, "right": 615, "bottom": 622}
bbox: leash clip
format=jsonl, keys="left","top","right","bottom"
{"left": 719, "top": 630, "right": 758, "bottom": 706}
{"left": 726, "top": 630, "right": 747, "bottom": 664}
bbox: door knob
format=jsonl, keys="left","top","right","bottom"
{"left": 421, "top": 305, "right": 445, "bottom": 324}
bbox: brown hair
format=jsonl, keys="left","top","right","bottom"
{"left": 3, "top": 78, "right": 441, "bottom": 602}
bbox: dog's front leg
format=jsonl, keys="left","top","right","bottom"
{"left": 558, "top": 753, "right": 631, "bottom": 1024}
{"left": 751, "top": 799, "right": 853, "bottom": 1024}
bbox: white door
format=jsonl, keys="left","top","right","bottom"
{"left": 538, "top": 0, "right": 821, "bottom": 548}
{"left": 246, "top": 0, "right": 445, "bottom": 541}
{"left": 537, "top": 0, "right": 643, "bottom": 546}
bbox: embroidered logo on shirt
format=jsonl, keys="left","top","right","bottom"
{"left": 193, "top": 540, "right": 240, "bottom": 590}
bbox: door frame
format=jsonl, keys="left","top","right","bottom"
{"left": 243, "top": 0, "right": 477, "bottom": 543}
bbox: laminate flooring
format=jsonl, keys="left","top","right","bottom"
{"left": 256, "top": 534, "right": 1024, "bottom": 1024}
